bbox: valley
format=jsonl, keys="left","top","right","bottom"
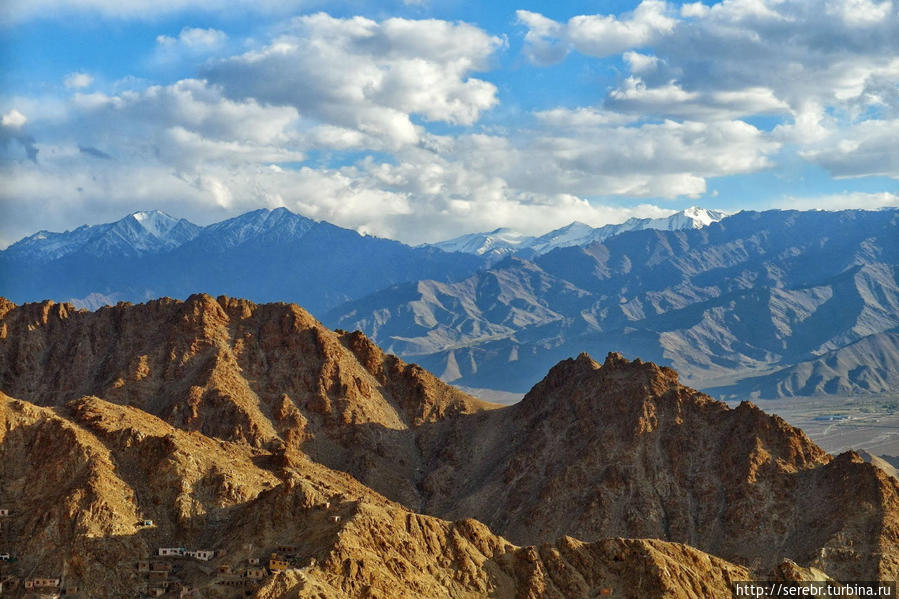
{"left": 738, "top": 395, "right": 899, "bottom": 458}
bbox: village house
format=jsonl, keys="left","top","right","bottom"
{"left": 217, "top": 564, "right": 232, "bottom": 574}
{"left": 186, "top": 549, "right": 214, "bottom": 561}
{"left": 27, "top": 577, "right": 61, "bottom": 588}
{"left": 269, "top": 556, "right": 290, "bottom": 571}
{"left": 244, "top": 567, "right": 266, "bottom": 580}
{"left": 135, "top": 560, "right": 150, "bottom": 572}
{"left": 151, "top": 561, "right": 173, "bottom": 572}
{"left": 158, "top": 547, "right": 185, "bottom": 557}
{"left": 0, "top": 509, "right": 9, "bottom": 517}
{"left": 247, "top": 557, "right": 260, "bottom": 565}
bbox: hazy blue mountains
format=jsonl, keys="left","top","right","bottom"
{"left": 328, "top": 209, "right": 899, "bottom": 398}
{"left": 0, "top": 208, "right": 483, "bottom": 315}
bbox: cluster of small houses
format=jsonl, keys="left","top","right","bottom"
{"left": 0, "top": 575, "right": 80, "bottom": 596}
{"left": 0, "top": 507, "right": 334, "bottom": 597}
{"left": 136, "top": 544, "right": 311, "bottom": 596}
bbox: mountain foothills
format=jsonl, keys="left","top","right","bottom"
{"left": 0, "top": 295, "right": 898, "bottom": 597}
{"left": 331, "top": 209, "right": 899, "bottom": 398}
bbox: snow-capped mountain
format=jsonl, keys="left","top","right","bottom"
{"left": 429, "top": 207, "right": 729, "bottom": 260}
{"left": 0, "top": 207, "right": 483, "bottom": 316}
{"left": 430, "top": 227, "right": 536, "bottom": 257}
{"left": 4, "top": 210, "right": 201, "bottom": 262}
{"left": 193, "top": 207, "right": 316, "bottom": 251}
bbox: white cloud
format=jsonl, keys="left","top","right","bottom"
{"left": 519, "top": 0, "right": 899, "bottom": 181}
{"left": 71, "top": 79, "right": 302, "bottom": 151}
{"left": 1, "top": 109, "right": 37, "bottom": 162}
{"left": 607, "top": 78, "right": 790, "bottom": 120}
{"left": 433, "top": 116, "right": 779, "bottom": 199}
{"left": 64, "top": 72, "right": 93, "bottom": 89}
{"left": 825, "top": 0, "right": 893, "bottom": 27}
{"left": 152, "top": 27, "right": 228, "bottom": 66}
{"left": 202, "top": 14, "right": 501, "bottom": 149}
{"left": 566, "top": 0, "right": 676, "bottom": 57}
{"left": 2, "top": 109, "right": 27, "bottom": 128}
{"left": 518, "top": 0, "right": 676, "bottom": 64}
{"left": 798, "top": 118, "right": 899, "bottom": 178}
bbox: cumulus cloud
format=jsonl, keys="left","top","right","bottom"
{"left": 519, "top": 0, "right": 899, "bottom": 180}
{"left": 1, "top": 109, "right": 27, "bottom": 128}
{"left": 799, "top": 118, "right": 899, "bottom": 178}
{"left": 152, "top": 27, "right": 229, "bottom": 66}
{"left": 202, "top": 13, "right": 501, "bottom": 149}
{"left": 518, "top": 1, "right": 675, "bottom": 64}
{"left": 69, "top": 79, "right": 303, "bottom": 162}
{"left": 385, "top": 114, "right": 778, "bottom": 203}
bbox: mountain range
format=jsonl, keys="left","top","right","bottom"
{"left": 2, "top": 206, "right": 898, "bottom": 399}
{"left": 0, "top": 208, "right": 482, "bottom": 315}
{"left": 430, "top": 206, "right": 728, "bottom": 262}
{"left": 1, "top": 295, "right": 897, "bottom": 597}
{"left": 330, "top": 208, "right": 899, "bottom": 399}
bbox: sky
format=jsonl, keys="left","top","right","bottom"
{"left": 1, "top": 0, "right": 898, "bottom": 247}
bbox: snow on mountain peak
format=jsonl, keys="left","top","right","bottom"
{"left": 428, "top": 207, "right": 729, "bottom": 258}
{"left": 680, "top": 206, "right": 728, "bottom": 227}
{"left": 129, "top": 210, "right": 180, "bottom": 238}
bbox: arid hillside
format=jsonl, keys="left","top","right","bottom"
{"left": 0, "top": 295, "right": 896, "bottom": 597}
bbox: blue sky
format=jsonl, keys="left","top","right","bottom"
{"left": 1, "top": 0, "right": 897, "bottom": 246}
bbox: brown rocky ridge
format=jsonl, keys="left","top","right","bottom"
{"left": 0, "top": 295, "right": 896, "bottom": 598}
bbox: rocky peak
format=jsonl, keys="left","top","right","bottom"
{"left": 517, "top": 351, "right": 682, "bottom": 420}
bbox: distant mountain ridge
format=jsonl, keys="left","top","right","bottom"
{"left": 429, "top": 206, "right": 728, "bottom": 261}
{"left": 330, "top": 209, "right": 899, "bottom": 399}
{"left": 0, "top": 207, "right": 483, "bottom": 315}
{"left": 5, "top": 210, "right": 202, "bottom": 261}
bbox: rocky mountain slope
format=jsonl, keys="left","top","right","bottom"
{"left": 1, "top": 296, "right": 897, "bottom": 597}
{"left": 330, "top": 209, "right": 899, "bottom": 398}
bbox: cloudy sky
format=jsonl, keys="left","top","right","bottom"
{"left": 1, "top": 0, "right": 898, "bottom": 246}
